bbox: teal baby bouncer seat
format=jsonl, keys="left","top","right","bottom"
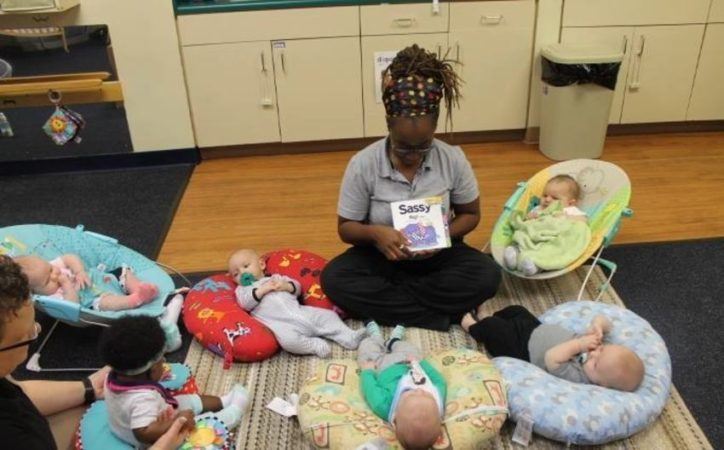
{"left": 0, "top": 224, "right": 179, "bottom": 372}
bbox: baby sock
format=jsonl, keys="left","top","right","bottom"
{"left": 390, "top": 325, "right": 406, "bottom": 341}
{"left": 504, "top": 246, "right": 519, "bottom": 270}
{"left": 338, "top": 328, "right": 367, "bottom": 350}
{"left": 221, "top": 384, "right": 251, "bottom": 411}
{"left": 365, "top": 321, "right": 382, "bottom": 338}
{"left": 519, "top": 257, "right": 539, "bottom": 276}
{"left": 311, "top": 338, "right": 332, "bottom": 358}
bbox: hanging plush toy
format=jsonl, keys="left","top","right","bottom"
{"left": 42, "top": 89, "right": 86, "bottom": 145}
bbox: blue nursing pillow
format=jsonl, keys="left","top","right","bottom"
{"left": 494, "top": 301, "right": 671, "bottom": 445}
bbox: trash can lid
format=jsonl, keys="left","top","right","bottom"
{"left": 542, "top": 43, "right": 623, "bottom": 64}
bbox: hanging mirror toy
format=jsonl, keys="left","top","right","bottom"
{"left": 42, "top": 89, "right": 86, "bottom": 145}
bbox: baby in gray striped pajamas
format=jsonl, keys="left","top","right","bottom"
{"left": 230, "top": 249, "right": 366, "bottom": 357}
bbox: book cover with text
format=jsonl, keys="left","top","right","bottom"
{"left": 391, "top": 196, "right": 450, "bottom": 251}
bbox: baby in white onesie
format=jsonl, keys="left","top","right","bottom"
{"left": 229, "top": 249, "right": 365, "bottom": 357}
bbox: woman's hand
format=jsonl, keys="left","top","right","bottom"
{"left": 149, "top": 416, "right": 191, "bottom": 450}
{"left": 371, "top": 226, "right": 411, "bottom": 261}
{"left": 88, "top": 366, "right": 111, "bottom": 400}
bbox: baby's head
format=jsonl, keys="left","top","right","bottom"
{"left": 394, "top": 389, "right": 442, "bottom": 449}
{"left": 99, "top": 315, "right": 167, "bottom": 381}
{"left": 583, "top": 343, "right": 644, "bottom": 392}
{"left": 541, "top": 174, "right": 581, "bottom": 208}
{"left": 228, "top": 249, "right": 266, "bottom": 284}
{"left": 14, "top": 255, "right": 59, "bottom": 296}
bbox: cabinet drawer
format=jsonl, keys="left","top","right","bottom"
{"left": 710, "top": 0, "right": 724, "bottom": 23}
{"left": 450, "top": 0, "right": 534, "bottom": 31}
{"left": 178, "top": 6, "right": 359, "bottom": 45}
{"left": 563, "top": 0, "right": 710, "bottom": 27}
{"left": 361, "top": 3, "right": 449, "bottom": 36}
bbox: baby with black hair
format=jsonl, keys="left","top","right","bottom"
{"left": 100, "top": 316, "right": 250, "bottom": 447}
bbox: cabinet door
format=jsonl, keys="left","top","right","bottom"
{"left": 273, "top": 37, "right": 363, "bottom": 142}
{"left": 711, "top": 0, "right": 724, "bottom": 22}
{"left": 449, "top": 1, "right": 535, "bottom": 132}
{"left": 687, "top": 24, "right": 724, "bottom": 120}
{"left": 182, "top": 42, "right": 279, "bottom": 147}
{"left": 360, "top": 34, "right": 448, "bottom": 137}
{"left": 560, "top": 27, "right": 634, "bottom": 124}
{"left": 621, "top": 25, "right": 705, "bottom": 123}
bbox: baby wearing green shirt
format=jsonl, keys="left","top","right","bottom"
{"left": 358, "top": 322, "right": 447, "bottom": 449}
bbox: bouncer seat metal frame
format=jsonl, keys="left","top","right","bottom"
{"left": 488, "top": 159, "right": 633, "bottom": 301}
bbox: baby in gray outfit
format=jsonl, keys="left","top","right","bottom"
{"left": 230, "top": 249, "right": 365, "bottom": 357}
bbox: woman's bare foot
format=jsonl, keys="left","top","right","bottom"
{"left": 461, "top": 312, "right": 477, "bottom": 332}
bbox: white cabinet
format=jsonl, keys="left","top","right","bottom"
{"left": 709, "top": 0, "right": 724, "bottom": 23}
{"left": 687, "top": 24, "right": 724, "bottom": 120}
{"left": 560, "top": 27, "right": 634, "bottom": 124}
{"left": 449, "top": 1, "right": 535, "bottom": 132}
{"left": 361, "top": 33, "right": 448, "bottom": 137}
{"left": 621, "top": 25, "right": 704, "bottom": 123}
{"left": 560, "top": 25, "right": 704, "bottom": 124}
{"left": 179, "top": 7, "right": 363, "bottom": 146}
{"left": 273, "top": 37, "right": 363, "bottom": 142}
{"left": 562, "top": 0, "right": 710, "bottom": 27}
{"left": 182, "top": 42, "right": 280, "bottom": 147}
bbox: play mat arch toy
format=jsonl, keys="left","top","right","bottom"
{"left": 298, "top": 348, "right": 508, "bottom": 449}
{"left": 489, "top": 159, "right": 633, "bottom": 300}
{"left": 0, "top": 224, "right": 179, "bottom": 371}
{"left": 75, "top": 362, "right": 233, "bottom": 450}
{"left": 494, "top": 301, "right": 671, "bottom": 445}
{"left": 184, "top": 249, "right": 344, "bottom": 367}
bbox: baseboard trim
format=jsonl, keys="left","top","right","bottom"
{"left": 0, "top": 148, "right": 201, "bottom": 176}
{"left": 524, "top": 120, "right": 724, "bottom": 143}
{"left": 200, "top": 129, "right": 526, "bottom": 159}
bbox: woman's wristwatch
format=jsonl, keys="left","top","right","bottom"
{"left": 81, "top": 377, "right": 96, "bottom": 404}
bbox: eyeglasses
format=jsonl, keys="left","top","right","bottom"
{"left": 0, "top": 322, "right": 42, "bottom": 352}
{"left": 391, "top": 139, "right": 434, "bottom": 156}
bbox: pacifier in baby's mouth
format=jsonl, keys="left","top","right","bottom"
{"left": 238, "top": 272, "right": 257, "bottom": 286}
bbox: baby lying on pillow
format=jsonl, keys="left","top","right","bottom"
{"left": 462, "top": 305, "right": 644, "bottom": 392}
{"left": 229, "top": 249, "right": 365, "bottom": 357}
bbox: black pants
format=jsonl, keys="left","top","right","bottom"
{"left": 467, "top": 305, "right": 541, "bottom": 361}
{"left": 321, "top": 242, "right": 501, "bottom": 331}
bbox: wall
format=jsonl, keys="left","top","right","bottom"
{"left": 0, "top": 0, "right": 195, "bottom": 152}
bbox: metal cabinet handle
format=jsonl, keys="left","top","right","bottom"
{"left": 260, "top": 52, "right": 267, "bottom": 73}
{"left": 638, "top": 34, "right": 646, "bottom": 56}
{"left": 281, "top": 51, "right": 286, "bottom": 74}
{"left": 456, "top": 42, "right": 460, "bottom": 61}
{"left": 393, "top": 18, "right": 415, "bottom": 28}
{"left": 621, "top": 35, "right": 628, "bottom": 54}
{"left": 629, "top": 35, "right": 645, "bottom": 91}
{"left": 480, "top": 14, "right": 503, "bottom": 25}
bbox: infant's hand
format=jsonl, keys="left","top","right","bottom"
{"left": 578, "top": 334, "right": 601, "bottom": 353}
{"left": 75, "top": 271, "right": 91, "bottom": 290}
{"left": 262, "top": 279, "right": 285, "bottom": 292}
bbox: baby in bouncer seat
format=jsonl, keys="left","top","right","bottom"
{"left": 504, "top": 174, "right": 590, "bottom": 276}
{"left": 15, "top": 253, "right": 158, "bottom": 311}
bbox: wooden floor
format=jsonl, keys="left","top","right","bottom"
{"left": 158, "top": 131, "right": 724, "bottom": 273}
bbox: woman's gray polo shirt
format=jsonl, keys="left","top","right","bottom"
{"left": 337, "top": 137, "right": 479, "bottom": 226}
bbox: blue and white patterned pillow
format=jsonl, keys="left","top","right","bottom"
{"left": 494, "top": 301, "right": 671, "bottom": 445}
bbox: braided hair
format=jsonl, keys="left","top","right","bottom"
{"left": 382, "top": 44, "right": 462, "bottom": 126}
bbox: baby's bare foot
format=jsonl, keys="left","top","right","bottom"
{"left": 136, "top": 283, "right": 158, "bottom": 303}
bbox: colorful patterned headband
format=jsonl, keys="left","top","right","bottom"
{"left": 382, "top": 74, "right": 443, "bottom": 118}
